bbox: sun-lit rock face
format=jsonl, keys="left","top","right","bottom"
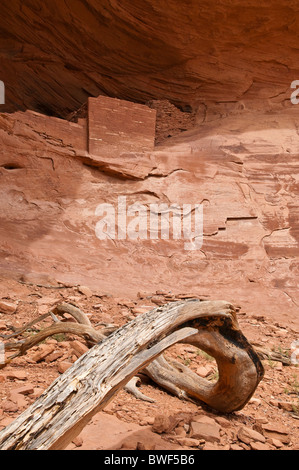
{"left": 1, "top": 0, "right": 299, "bottom": 116}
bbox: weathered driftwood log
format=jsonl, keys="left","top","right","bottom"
{"left": 0, "top": 300, "right": 264, "bottom": 450}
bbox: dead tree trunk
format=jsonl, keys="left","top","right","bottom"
{"left": 0, "top": 299, "right": 264, "bottom": 450}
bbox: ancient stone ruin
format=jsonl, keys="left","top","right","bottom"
{"left": 0, "top": 0, "right": 298, "bottom": 452}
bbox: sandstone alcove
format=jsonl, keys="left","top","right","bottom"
{"left": 0, "top": 0, "right": 298, "bottom": 451}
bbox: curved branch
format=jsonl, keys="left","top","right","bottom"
{"left": 52, "top": 303, "right": 92, "bottom": 326}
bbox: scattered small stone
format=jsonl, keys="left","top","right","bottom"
{"left": 250, "top": 441, "right": 272, "bottom": 451}
{"left": 176, "top": 437, "right": 201, "bottom": 447}
{"left": 0, "top": 416, "right": 14, "bottom": 428}
{"left": 24, "top": 356, "right": 36, "bottom": 364}
{"left": 261, "top": 423, "right": 290, "bottom": 444}
{"left": 60, "top": 281, "right": 74, "bottom": 288}
{"left": 269, "top": 399, "right": 279, "bottom": 407}
{"left": 215, "top": 416, "right": 231, "bottom": 428}
{"left": 70, "top": 340, "right": 89, "bottom": 357}
{"left": 277, "top": 400, "right": 296, "bottom": 412}
{"left": 47, "top": 339, "right": 58, "bottom": 345}
{"left": 155, "top": 290, "right": 170, "bottom": 296}
{"left": 268, "top": 438, "right": 284, "bottom": 448}
{"left": 239, "top": 442, "right": 251, "bottom": 450}
{"left": 137, "top": 291, "right": 151, "bottom": 300}
{"left": 177, "top": 293, "right": 199, "bottom": 299}
{"left": 11, "top": 383, "right": 34, "bottom": 396}
{"left": 0, "top": 300, "right": 17, "bottom": 314}
{"left": 144, "top": 416, "right": 155, "bottom": 425}
{"left": 150, "top": 296, "right": 165, "bottom": 306}
{"left": 32, "top": 388, "right": 43, "bottom": 399}
{"left": 117, "top": 299, "right": 135, "bottom": 308}
{"left": 124, "top": 314, "right": 134, "bottom": 321}
{"left": 183, "top": 423, "right": 190, "bottom": 433}
{"left": 152, "top": 415, "right": 171, "bottom": 434}
{"left": 230, "top": 443, "right": 244, "bottom": 451}
{"left": 273, "top": 361, "right": 283, "bottom": 370}
{"left": 139, "top": 419, "right": 149, "bottom": 426}
{"left": 164, "top": 294, "right": 175, "bottom": 300}
{"left": 237, "top": 426, "right": 266, "bottom": 445}
{"left": 6, "top": 370, "right": 27, "bottom": 381}
{"left": 57, "top": 361, "right": 73, "bottom": 373}
{"left": 136, "top": 441, "right": 156, "bottom": 451}
{"left": 174, "top": 425, "right": 186, "bottom": 437}
{"left": 192, "top": 415, "right": 217, "bottom": 425}
{"left": 189, "top": 417, "right": 221, "bottom": 443}
{"left": 67, "top": 296, "right": 82, "bottom": 303}
{"left": 131, "top": 307, "right": 150, "bottom": 315}
{"left": 196, "top": 365, "right": 213, "bottom": 378}
{"left": 31, "top": 344, "right": 56, "bottom": 362}
{"left": 9, "top": 391, "right": 27, "bottom": 408}
{"left": 255, "top": 417, "right": 268, "bottom": 425}
{"left": 45, "top": 350, "right": 65, "bottom": 363}
{"left": 92, "top": 303, "right": 103, "bottom": 310}
{"left": 203, "top": 443, "right": 221, "bottom": 450}
{"left": 72, "top": 436, "right": 83, "bottom": 447}
{"left": 58, "top": 341, "right": 72, "bottom": 349}
{"left": 249, "top": 397, "right": 261, "bottom": 406}
{"left": 77, "top": 285, "right": 93, "bottom": 297}
{"left": 0, "top": 321, "right": 7, "bottom": 330}
{"left": 2, "top": 400, "right": 19, "bottom": 413}
{"left": 276, "top": 329, "right": 288, "bottom": 338}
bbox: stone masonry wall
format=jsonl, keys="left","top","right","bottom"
{"left": 4, "top": 97, "right": 156, "bottom": 159}
{"left": 88, "top": 96, "right": 156, "bottom": 156}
